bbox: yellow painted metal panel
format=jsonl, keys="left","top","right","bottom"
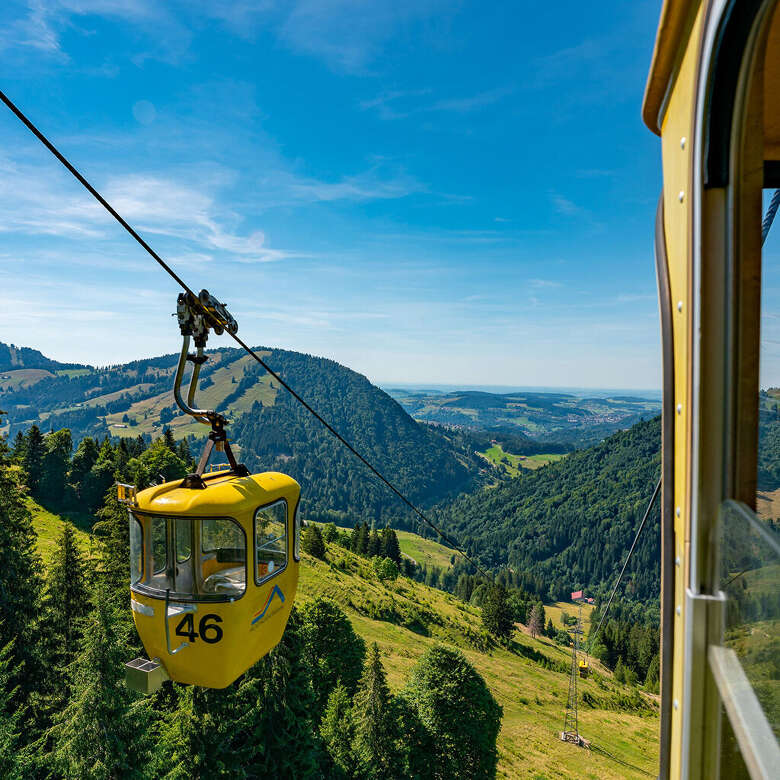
{"left": 131, "top": 472, "right": 300, "bottom": 688}
{"left": 659, "top": 4, "right": 704, "bottom": 775}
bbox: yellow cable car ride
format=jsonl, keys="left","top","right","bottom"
{"left": 578, "top": 659, "right": 589, "bottom": 679}
{"left": 122, "top": 291, "right": 301, "bottom": 691}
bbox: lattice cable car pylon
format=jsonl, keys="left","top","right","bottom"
{"left": 560, "top": 602, "right": 583, "bottom": 746}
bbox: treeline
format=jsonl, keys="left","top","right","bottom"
{"left": 9, "top": 424, "right": 194, "bottom": 515}
{"left": 0, "top": 431, "right": 502, "bottom": 779}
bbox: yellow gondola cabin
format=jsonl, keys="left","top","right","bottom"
{"left": 122, "top": 290, "right": 302, "bottom": 691}
{"left": 125, "top": 470, "right": 300, "bottom": 689}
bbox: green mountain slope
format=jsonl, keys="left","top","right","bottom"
{"left": 436, "top": 417, "right": 662, "bottom": 602}
{"left": 2, "top": 344, "right": 483, "bottom": 523}
{"left": 30, "top": 503, "right": 659, "bottom": 779}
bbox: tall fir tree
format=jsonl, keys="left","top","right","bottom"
{"left": 405, "top": 645, "right": 501, "bottom": 780}
{"left": 300, "top": 597, "right": 365, "bottom": 721}
{"left": 22, "top": 424, "right": 46, "bottom": 497}
{"left": 353, "top": 643, "right": 396, "bottom": 780}
{"left": 367, "top": 529, "right": 381, "bottom": 558}
{"left": 0, "top": 456, "right": 43, "bottom": 698}
{"left": 42, "top": 524, "right": 90, "bottom": 678}
{"left": 380, "top": 527, "right": 402, "bottom": 565}
{"left": 254, "top": 608, "right": 320, "bottom": 777}
{"left": 40, "top": 429, "right": 72, "bottom": 508}
{"left": 481, "top": 584, "right": 514, "bottom": 641}
{"left": 0, "top": 640, "right": 30, "bottom": 780}
{"left": 320, "top": 681, "right": 357, "bottom": 780}
{"left": 50, "top": 583, "right": 152, "bottom": 780}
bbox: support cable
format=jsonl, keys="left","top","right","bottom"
{"left": 762, "top": 189, "right": 780, "bottom": 246}
{"left": 0, "top": 89, "right": 491, "bottom": 581}
{"left": 587, "top": 477, "right": 661, "bottom": 652}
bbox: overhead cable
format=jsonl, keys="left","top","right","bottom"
{"left": 0, "top": 89, "right": 492, "bottom": 582}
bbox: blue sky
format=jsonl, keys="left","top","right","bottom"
{"left": 0, "top": 1, "right": 670, "bottom": 388}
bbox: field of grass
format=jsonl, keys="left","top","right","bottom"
{"left": 544, "top": 600, "right": 595, "bottom": 634}
{"left": 0, "top": 368, "right": 53, "bottom": 390}
{"left": 482, "top": 444, "right": 566, "bottom": 477}
{"left": 103, "top": 353, "right": 276, "bottom": 439}
{"left": 28, "top": 499, "right": 93, "bottom": 561}
{"left": 30, "top": 505, "right": 659, "bottom": 778}
{"left": 55, "top": 368, "right": 92, "bottom": 378}
{"left": 301, "top": 545, "right": 659, "bottom": 779}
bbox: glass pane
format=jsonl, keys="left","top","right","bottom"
{"left": 131, "top": 514, "right": 245, "bottom": 601}
{"left": 294, "top": 505, "right": 300, "bottom": 561}
{"left": 176, "top": 518, "right": 191, "bottom": 563}
{"left": 720, "top": 501, "right": 780, "bottom": 738}
{"left": 151, "top": 516, "right": 167, "bottom": 574}
{"left": 129, "top": 515, "right": 143, "bottom": 585}
{"left": 200, "top": 518, "right": 247, "bottom": 597}
{"left": 255, "top": 501, "right": 287, "bottom": 583}
{"left": 758, "top": 186, "right": 780, "bottom": 525}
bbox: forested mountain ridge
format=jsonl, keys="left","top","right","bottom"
{"left": 0, "top": 342, "right": 87, "bottom": 372}
{"left": 0, "top": 343, "right": 485, "bottom": 522}
{"left": 436, "top": 417, "right": 662, "bottom": 602}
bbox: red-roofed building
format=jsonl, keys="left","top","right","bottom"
{"left": 571, "top": 590, "right": 584, "bottom": 601}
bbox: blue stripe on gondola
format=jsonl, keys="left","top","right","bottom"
{"left": 251, "top": 585, "right": 285, "bottom": 625}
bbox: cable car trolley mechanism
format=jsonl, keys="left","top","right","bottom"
{"left": 121, "top": 291, "right": 301, "bottom": 691}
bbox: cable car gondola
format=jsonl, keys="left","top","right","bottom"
{"left": 121, "top": 291, "right": 301, "bottom": 691}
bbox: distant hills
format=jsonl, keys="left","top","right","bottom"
{"left": 387, "top": 387, "right": 661, "bottom": 447}
{"left": 0, "top": 342, "right": 86, "bottom": 373}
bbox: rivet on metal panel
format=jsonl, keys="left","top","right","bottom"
{"left": 677, "top": 403, "right": 682, "bottom": 415}
{"left": 676, "top": 557, "right": 681, "bottom": 566}
{"left": 677, "top": 301, "right": 683, "bottom": 312}
{"left": 678, "top": 191, "right": 684, "bottom": 202}
{"left": 680, "top": 137, "right": 686, "bottom": 149}
{"left": 676, "top": 506, "right": 681, "bottom": 517}
{"left": 673, "top": 699, "right": 679, "bottom": 710}
{"left": 676, "top": 605, "right": 682, "bottom": 615}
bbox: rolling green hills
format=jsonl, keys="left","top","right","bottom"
{"left": 389, "top": 388, "right": 661, "bottom": 447}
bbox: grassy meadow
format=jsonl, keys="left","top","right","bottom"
{"left": 481, "top": 444, "right": 565, "bottom": 477}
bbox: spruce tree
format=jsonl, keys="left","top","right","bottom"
{"left": 0, "top": 640, "right": 30, "bottom": 780}
{"left": 51, "top": 584, "right": 151, "bottom": 779}
{"left": 40, "top": 428, "right": 72, "bottom": 508}
{"left": 162, "top": 427, "right": 176, "bottom": 451}
{"left": 381, "top": 527, "right": 402, "bottom": 565}
{"left": 300, "top": 597, "right": 365, "bottom": 721}
{"left": 367, "top": 529, "right": 381, "bottom": 558}
{"left": 22, "top": 424, "right": 46, "bottom": 497}
{"left": 11, "top": 431, "right": 25, "bottom": 462}
{"left": 301, "top": 524, "right": 327, "bottom": 560}
{"left": 481, "top": 584, "right": 514, "bottom": 640}
{"left": 69, "top": 437, "right": 99, "bottom": 505}
{"left": 42, "top": 524, "right": 90, "bottom": 677}
{"left": 320, "top": 681, "right": 357, "bottom": 779}
{"left": 353, "top": 643, "right": 395, "bottom": 779}
{"left": 546, "top": 618, "right": 556, "bottom": 638}
{"left": 0, "top": 457, "right": 43, "bottom": 696}
{"left": 405, "top": 645, "right": 501, "bottom": 780}
{"left": 254, "top": 608, "right": 320, "bottom": 777}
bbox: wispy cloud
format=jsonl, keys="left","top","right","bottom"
{"left": 550, "top": 193, "right": 586, "bottom": 217}
{"left": 0, "top": 156, "right": 301, "bottom": 263}
{"left": 361, "top": 86, "right": 513, "bottom": 120}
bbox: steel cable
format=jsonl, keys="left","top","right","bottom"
{"left": 0, "top": 89, "right": 492, "bottom": 581}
